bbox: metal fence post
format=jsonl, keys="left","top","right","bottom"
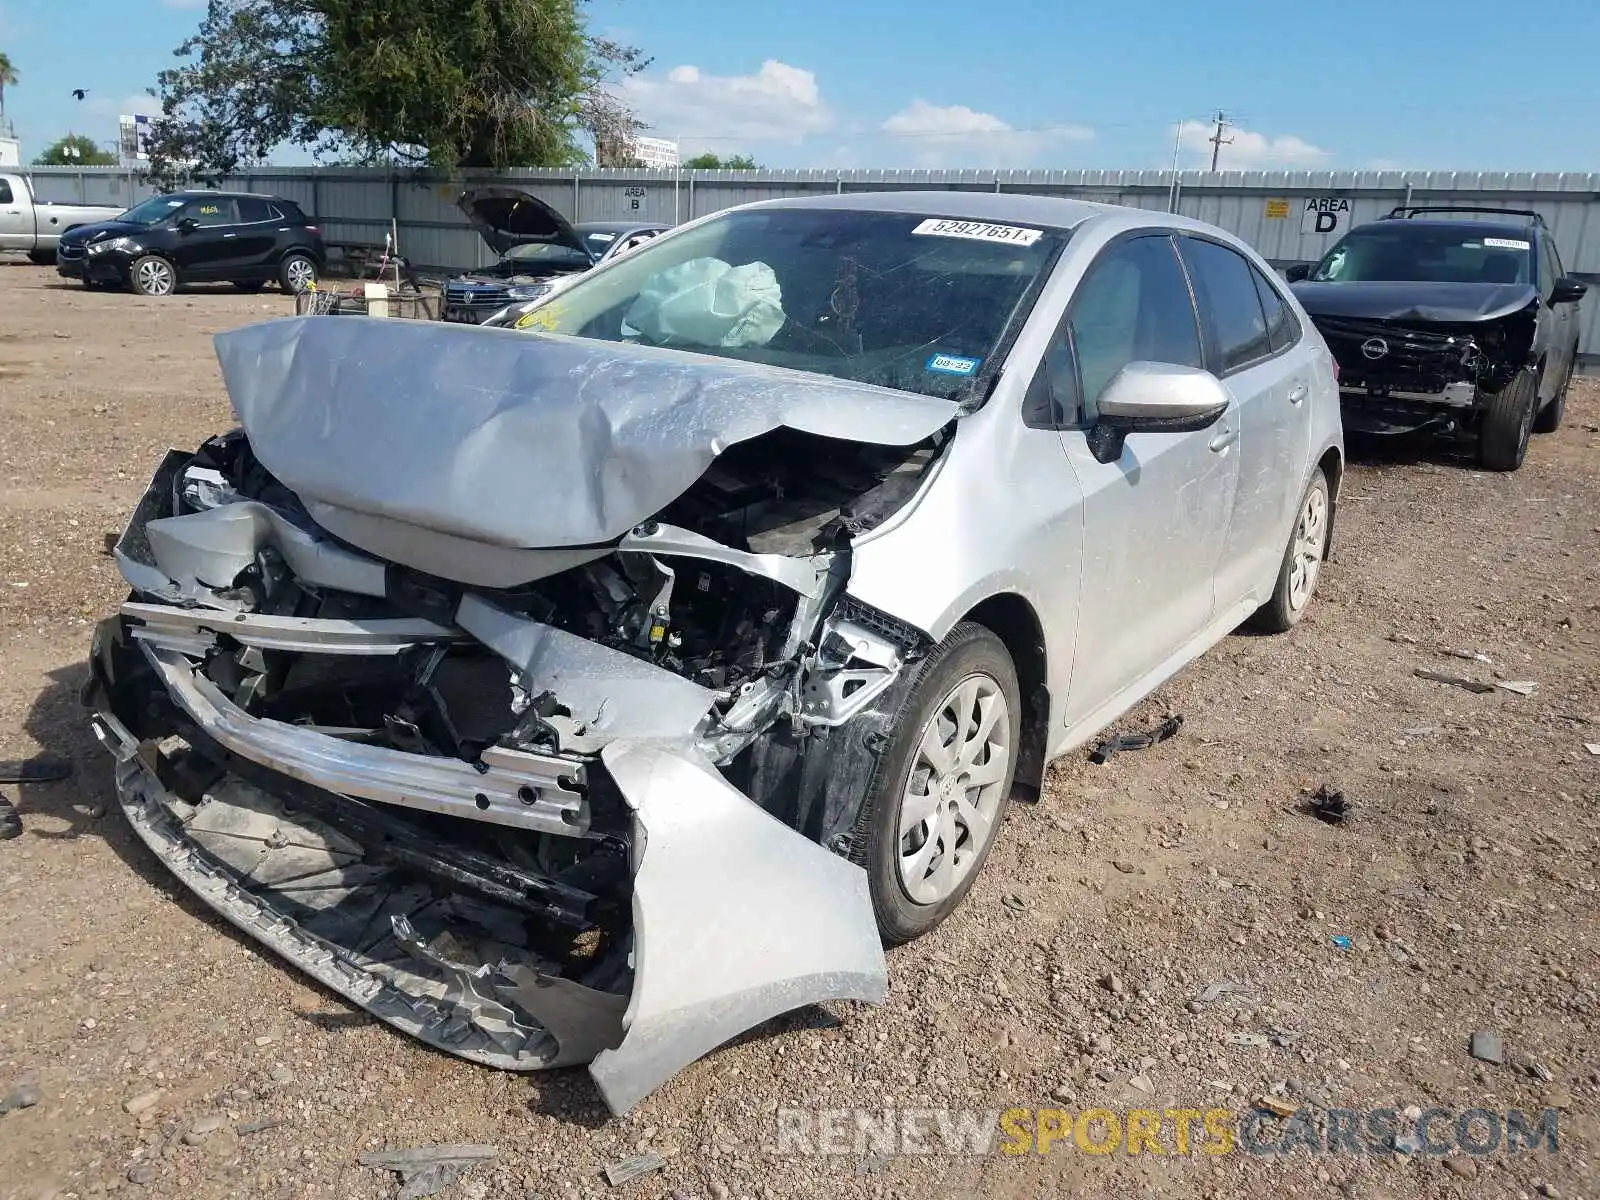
{"left": 573, "top": 172, "right": 581, "bottom": 221}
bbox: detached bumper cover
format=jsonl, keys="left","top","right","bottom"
{"left": 88, "top": 645, "right": 889, "bottom": 1115}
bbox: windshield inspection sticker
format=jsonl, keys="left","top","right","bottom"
{"left": 912, "top": 218, "right": 1043, "bottom": 247}
{"left": 927, "top": 354, "right": 982, "bottom": 376}
{"left": 1482, "top": 237, "right": 1531, "bottom": 251}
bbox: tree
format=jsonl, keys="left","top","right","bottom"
{"left": 33, "top": 135, "right": 118, "bottom": 166}
{"left": 145, "top": 0, "right": 646, "bottom": 185}
{"left": 682, "top": 152, "right": 759, "bottom": 170}
{"left": 0, "top": 52, "right": 17, "bottom": 123}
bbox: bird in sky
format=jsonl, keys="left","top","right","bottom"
{"left": 71, "top": 88, "right": 87, "bottom": 100}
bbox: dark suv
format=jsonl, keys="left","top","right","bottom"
{"left": 57, "top": 190, "right": 325, "bottom": 297}
{"left": 1287, "top": 207, "right": 1586, "bottom": 470}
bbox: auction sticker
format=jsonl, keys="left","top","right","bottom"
{"left": 1482, "top": 237, "right": 1530, "bottom": 251}
{"left": 912, "top": 218, "right": 1043, "bottom": 246}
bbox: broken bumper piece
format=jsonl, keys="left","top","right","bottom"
{"left": 90, "top": 656, "right": 888, "bottom": 1115}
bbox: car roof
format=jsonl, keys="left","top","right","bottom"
{"left": 1359, "top": 217, "right": 1539, "bottom": 242}
{"left": 169, "top": 189, "right": 298, "bottom": 204}
{"left": 575, "top": 220, "right": 669, "bottom": 234}
{"left": 741, "top": 189, "right": 1117, "bottom": 231}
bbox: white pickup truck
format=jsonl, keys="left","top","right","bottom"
{"left": 0, "top": 172, "right": 126, "bottom": 264}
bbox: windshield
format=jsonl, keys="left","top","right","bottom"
{"left": 503, "top": 242, "right": 593, "bottom": 269}
{"left": 1311, "top": 226, "right": 1533, "bottom": 285}
{"left": 118, "top": 195, "right": 189, "bottom": 226}
{"left": 508, "top": 208, "right": 1063, "bottom": 399}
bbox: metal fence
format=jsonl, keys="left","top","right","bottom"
{"left": 27, "top": 165, "right": 1600, "bottom": 369}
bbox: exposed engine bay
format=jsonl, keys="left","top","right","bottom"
{"left": 85, "top": 316, "right": 961, "bottom": 1114}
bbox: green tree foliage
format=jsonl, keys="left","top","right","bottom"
{"left": 0, "top": 52, "right": 17, "bottom": 121}
{"left": 681, "top": 152, "right": 760, "bottom": 170}
{"left": 33, "top": 134, "right": 118, "bottom": 166}
{"left": 145, "top": 0, "right": 646, "bottom": 185}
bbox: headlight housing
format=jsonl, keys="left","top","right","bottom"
{"left": 505, "top": 282, "right": 553, "bottom": 302}
{"left": 87, "top": 237, "right": 138, "bottom": 256}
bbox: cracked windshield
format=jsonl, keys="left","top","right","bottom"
{"left": 514, "top": 208, "right": 1064, "bottom": 399}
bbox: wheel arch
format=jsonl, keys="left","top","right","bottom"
{"left": 1316, "top": 444, "right": 1343, "bottom": 561}
{"left": 959, "top": 592, "right": 1049, "bottom": 802}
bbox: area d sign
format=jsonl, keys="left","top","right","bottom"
{"left": 1301, "top": 197, "right": 1351, "bottom": 236}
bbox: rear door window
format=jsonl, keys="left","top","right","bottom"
{"left": 1180, "top": 238, "right": 1272, "bottom": 373}
{"left": 0, "top": 179, "right": 12, "bottom": 204}
{"left": 237, "top": 198, "right": 274, "bottom": 223}
{"left": 1250, "top": 265, "right": 1300, "bottom": 354}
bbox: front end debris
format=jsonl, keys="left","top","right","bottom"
{"left": 82, "top": 317, "right": 963, "bottom": 1113}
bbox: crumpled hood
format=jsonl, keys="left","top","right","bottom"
{"left": 1291, "top": 280, "right": 1539, "bottom": 324}
{"left": 213, "top": 316, "right": 958, "bottom": 551}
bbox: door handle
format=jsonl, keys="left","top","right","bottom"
{"left": 1208, "top": 425, "right": 1238, "bottom": 453}
{"left": 223, "top": 233, "right": 237, "bottom": 239}
{"left": 1287, "top": 382, "right": 1308, "bottom": 405}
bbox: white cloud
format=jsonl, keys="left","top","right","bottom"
{"left": 620, "top": 59, "right": 834, "bottom": 154}
{"left": 1175, "top": 120, "right": 1329, "bottom": 169}
{"left": 880, "top": 99, "right": 1092, "bottom": 168}
{"left": 82, "top": 92, "right": 159, "bottom": 119}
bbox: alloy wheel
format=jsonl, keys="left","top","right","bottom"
{"left": 1287, "top": 483, "right": 1328, "bottom": 613}
{"left": 897, "top": 674, "right": 1012, "bottom": 906}
{"left": 136, "top": 259, "right": 174, "bottom": 297}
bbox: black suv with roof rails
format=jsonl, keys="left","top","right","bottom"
{"left": 1286, "top": 206, "right": 1586, "bottom": 470}
{"left": 57, "top": 190, "right": 326, "bottom": 298}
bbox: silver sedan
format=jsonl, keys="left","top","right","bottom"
{"left": 87, "top": 190, "right": 1343, "bottom": 1115}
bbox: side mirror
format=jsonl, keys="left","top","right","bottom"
{"left": 1088, "top": 362, "right": 1230, "bottom": 463}
{"left": 1551, "top": 276, "right": 1587, "bottom": 305}
{"left": 177, "top": 217, "right": 199, "bottom": 234}
{"left": 1283, "top": 263, "right": 1312, "bottom": 283}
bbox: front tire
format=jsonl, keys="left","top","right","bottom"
{"left": 28, "top": 250, "right": 56, "bottom": 266}
{"left": 129, "top": 255, "right": 177, "bottom": 297}
{"left": 1252, "top": 467, "right": 1330, "bottom": 634}
{"left": 1478, "top": 368, "right": 1539, "bottom": 470}
{"left": 853, "top": 622, "right": 1020, "bottom": 945}
{"left": 278, "top": 253, "right": 318, "bottom": 294}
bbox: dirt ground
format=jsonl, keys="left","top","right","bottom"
{"left": 0, "top": 259, "right": 1596, "bottom": 1200}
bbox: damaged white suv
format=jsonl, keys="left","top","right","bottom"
{"left": 84, "top": 192, "right": 1342, "bottom": 1114}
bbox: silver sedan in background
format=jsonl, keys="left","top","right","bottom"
{"left": 87, "top": 191, "right": 1343, "bottom": 1114}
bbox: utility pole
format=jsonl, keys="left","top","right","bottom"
{"left": 1208, "top": 110, "right": 1233, "bottom": 172}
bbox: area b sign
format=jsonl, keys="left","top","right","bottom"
{"left": 1301, "top": 197, "right": 1350, "bottom": 236}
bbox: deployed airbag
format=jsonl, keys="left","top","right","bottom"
{"left": 624, "top": 257, "right": 785, "bottom": 349}
{"left": 213, "top": 317, "right": 957, "bottom": 552}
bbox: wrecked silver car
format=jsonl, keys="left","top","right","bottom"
{"left": 85, "top": 192, "right": 1343, "bottom": 1114}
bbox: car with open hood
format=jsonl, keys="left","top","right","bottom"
{"left": 1286, "top": 206, "right": 1586, "bottom": 470}
{"left": 84, "top": 192, "right": 1342, "bottom": 1116}
{"left": 441, "top": 186, "right": 667, "bottom": 324}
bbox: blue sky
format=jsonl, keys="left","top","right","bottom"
{"left": 2, "top": 0, "right": 1597, "bottom": 171}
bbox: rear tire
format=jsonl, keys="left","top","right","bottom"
{"left": 278, "top": 253, "right": 318, "bottom": 294}
{"left": 1533, "top": 346, "right": 1577, "bottom": 434}
{"left": 852, "top": 622, "right": 1020, "bottom": 946}
{"left": 1478, "top": 368, "right": 1539, "bottom": 470}
{"left": 1252, "top": 467, "right": 1330, "bottom": 634}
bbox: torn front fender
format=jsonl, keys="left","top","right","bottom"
{"left": 588, "top": 741, "right": 889, "bottom": 1115}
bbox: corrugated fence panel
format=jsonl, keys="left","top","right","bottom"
{"left": 21, "top": 165, "right": 1600, "bottom": 367}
